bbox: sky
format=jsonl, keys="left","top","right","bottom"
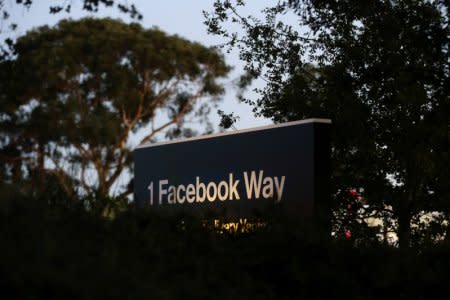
{"left": 4, "top": 0, "right": 282, "bottom": 131}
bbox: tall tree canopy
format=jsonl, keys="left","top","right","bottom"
{"left": 205, "top": 0, "right": 449, "bottom": 247}
{"left": 0, "top": 18, "right": 229, "bottom": 203}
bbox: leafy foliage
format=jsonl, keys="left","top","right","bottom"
{"left": 0, "top": 0, "right": 141, "bottom": 22}
{"left": 218, "top": 109, "right": 240, "bottom": 129}
{"left": 0, "top": 18, "right": 229, "bottom": 202}
{"left": 204, "top": 0, "right": 449, "bottom": 247}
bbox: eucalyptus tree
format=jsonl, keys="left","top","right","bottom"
{"left": 205, "top": 0, "right": 449, "bottom": 247}
{"left": 0, "top": 18, "right": 229, "bottom": 201}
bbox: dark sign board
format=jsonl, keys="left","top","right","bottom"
{"left": 134, "top": 119, "right": 331, "bottom": 223}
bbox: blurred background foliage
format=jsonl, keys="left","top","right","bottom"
{"left": 0, "top": 18, "right": 229, "bottom": 205}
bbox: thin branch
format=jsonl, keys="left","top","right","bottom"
{"left": 117, "top": 188, "right": 132, "bottom": 199}
{"left": 138, "top": 91, "right": 204, "bottom": 146}
{"left": 227, "top": 3, "right": 315, "bottom": 42}
{"left": 138, "top": 119, "right": 177, "bottom": 146}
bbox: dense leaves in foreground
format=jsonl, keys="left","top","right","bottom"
{"left": 205, "top": 0, "right": 449, "bottom": 250}
{"left": 0, "top": 195, "right": 448, "bottom": 299}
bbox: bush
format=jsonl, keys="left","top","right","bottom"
{"left": 0, "top": 194, "right": 448, "bottom": 299}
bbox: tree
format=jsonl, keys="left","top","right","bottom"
{"left": 0, "top": 18, "right": 229, "bottom": 204}
{"left": 205, "top": 0, "right": 449, "bottom": 247}
{"left": 0, "top": 1, "right": 142, "bottom": 60}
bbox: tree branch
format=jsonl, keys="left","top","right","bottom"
{"left": 138, "top": 91, "right": 204, "bottom": 146}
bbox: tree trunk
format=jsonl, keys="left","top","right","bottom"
{"left": 97, "top": 169, "right": 111, "bottom": 199}
{"left": 37, "top": 142, "right": 45, "bottom": 193}
{"left": 397, "top": 194, "right": 412, "bottom": 249}
{"left": 36, "top": 143, "right": 45, "bottom": 172}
